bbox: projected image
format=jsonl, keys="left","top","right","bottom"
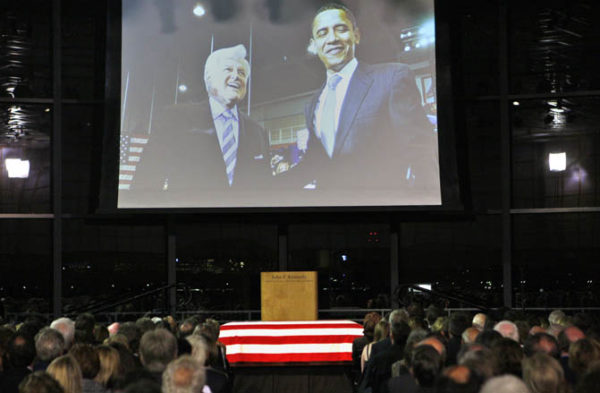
{"left": 118, "top": 0, "right": 440, "bottom": 208}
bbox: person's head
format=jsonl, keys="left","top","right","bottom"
{"left": 390, "top": 320, "right": 410, "bottom": 347}
{"left": 136, "top": 318, "right": 156, "bottom": 336}
{"left": 309, "top": 3, "right": 360, "bottom": 72}
{"left": 179, "top": 318, "right": 199, "bottom": 339}
{"left": 74, "top": 313, "right": 95, "bottom": 335}
{"left": 569, "top": 338, "right": 600, "bottom": 377}
{"left": 576, "top": 364, "right": 600, "bottom": 393}
{"left": 69, "top": 343, "right": 100, "bottom": 379}
{"left": 410, "top": 344, "right": 442, "bottom": 387}
{"left": 462, "top": 327, "right": 480, "bottom": 345}
{"left": 431, "top": 316, "right": 449, "bottom": 335}
{"left": 50, "top": 318, "right": 75, "bottom": 349}
{"left": 557, "top": 325, "right": 585, "bottom": 353}
{"left": 93, "top": 324, "right": 109, "bottom": 345}
{"left": 475, "top": 329, "right": 503, "bottom": 348}
{"left": 116, "top": 322, "right": 141, "bottom": 354}
{"left": 8, "top": 333, "right": 36, "bottom": 368}
{"left": 373, "top": 320, "right": 389, "bottom": 343}
{"left": 437, "top": 365, "right": 481, "bottom": 393}
{"left": 204, "top": 44, "right": 250, "bottom": 109}
{"left": 494, "top": 320, "right": 520, "bottom": 343}
{"left": 480, "top": 375, "right": 530, "bottom": 393}
{"left": 548, "top": 310, "right": 566, "bottom": 327}
{"left": 417, "top": 336, "right": 447, "bottom": 365}
{"left": 162, "top": 355, "right": 206, "bottom": 393}
{"left": 524, "top": 333, "right": 559, "bottom": 358}
{"left": 362, "top": 312, "right": 381, "bottom": 340}
{"left": 47, "top": 355, "right": 83, "bottom": 393}
{"left": 18, "top": 371, "right": 64, "bottom": 393}
{"left": 449, "top": 313, "right": 470, "bottom": 338}
{"left": 472, "top": 313, "right": 487, "bottom": 331}
{"left": 458, "top": 345, "right": 498, "bottom": 381}
{"left": 492, "top": 337, "right": 524, "bottom": 377}
{"left": 139, "top": 328, "right": 178, "bottom": 373}
{"left": 185, "top": 334, "right": 208, "bottom": 366}
{"left": 95, "top": 345, "right": 121, "bottom": 387}
{"left": 35, "top": 328, "right": 65, "bottom": 363}
{"left": 522, "top": 353, "right": 566, "bottom": 393}
{"left": 404, "top": 328, "right": 430, "bottom": 364}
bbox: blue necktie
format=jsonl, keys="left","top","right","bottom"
{"left": 319, "top": 74, "right": 343, "bottom": 158}
{"left": 220, "top": 110, "right": 237, "bottom": 186}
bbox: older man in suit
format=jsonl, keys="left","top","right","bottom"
{"left": 127, "top": 44, "right": 271, "bottom": 207}
{"left": 299, "top": 4, "right": 439, "bottom": 201}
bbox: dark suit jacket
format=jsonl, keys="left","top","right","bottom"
{"left": 124, "top": 101, "right": 272, "bottom": 207}
{"left": 300, "top": 62, "right": 439, "bottom": 199}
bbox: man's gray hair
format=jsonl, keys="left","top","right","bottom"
{"left": 35, "top": 328, "right": 65, "bottom": 362}
{"left": 388, "top": 309, "right": 409, "bottom": 325}
{"left": 203, "top": 44, "right": 250, "bottom": 91}
{"left": 162, "top": 355, "right": 206, "bottom": 393}
{"left": 139, "top": 328, "right": 178, "bottom": 373}
{"left": 50, "top": 317, "right": 75, "bottom": 349}
{"left": 186, "top": 334, "right": 208, "bottom": 366}
{"left": 480, "top": 375, "right": 530, "bottom": 393}
{"left": 494, "top": 320, "right": 520, "bottom": 343}
{"left": 548, "top": 309, "right": 566, "bottom": 326}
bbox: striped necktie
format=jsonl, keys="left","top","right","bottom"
{"left": 220, "top": 110, "right": 237, "bottom": 186}
{"left": 319, "top": 74, "right": 343, "bottom": 158}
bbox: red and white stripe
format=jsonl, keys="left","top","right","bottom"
{"left": 220, "top": 320, "right": 363, "bottom": 364}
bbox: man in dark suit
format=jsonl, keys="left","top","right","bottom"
{"left": 125, "top": 45, "right": 271, "bottom": 207}
{"left": 299, "top": 4, "right": 439, "bottom": 202}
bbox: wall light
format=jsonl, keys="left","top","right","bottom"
{"left": 549, "top": 152, "right": 566, "bottom": 172}
{"left": 5, "top": 158, "right": 30, "bottom": 178}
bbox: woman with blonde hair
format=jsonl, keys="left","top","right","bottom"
{"left": 47, "top": 355, "right": 82, "bottom": 393}
{"left": 360, "top": 319, "right": 389, "bottom": 372}
{"left": 95, "top": 345, "right": 121, "bottom": 389}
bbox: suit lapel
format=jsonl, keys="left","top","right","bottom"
{"left": 333, "top": 63, "right": 373, "bottom": 157}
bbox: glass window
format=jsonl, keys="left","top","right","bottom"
{"left": 513, "top": 213, "right": 600, "bottom": 308}
{"left": 465, "top": 101, "right": 502, "bottom": 211}
{"left": 0, "top": 0, "right": 52, "bottom": 98}
{"left": 288, "top": 224, "right": 391, "bottom": 309}
{"left": 401, "top": 215, "right": 503, "bottom": 308}
{"left": 176, "top": 223, "right": 277, "bottom": 313}
{"left": 509, "top": 0, "right": 600, "bottom": 94}
{"left": 0, "top": 220, "right": 52, "bottom": 316}
{"left": 62, "top": 219, "right": 166, "bottom": 315}
{"left": 0, "top": 104, "right": 51, "bottom": 213}
{"left": 512, "top": 97, "right": 600, "bottom": 208}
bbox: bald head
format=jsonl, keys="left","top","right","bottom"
{"left": 472, "top": 313, "right": 487, "bottom": 330}
{"left": 462, "top": 327, "right": 480, "bottom": 344}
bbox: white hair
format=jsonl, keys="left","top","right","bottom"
{"left": 203, "top": 44, "right": 250, "bottom": 92}
{"left": 494, "top": 320, "right": 520, "bottom": 343}
{"left": 185, "top": 334, "right": 208, "bottom": 366}
{"left": 50, "top": 317, "right": 75, "bottom": 349}
{"left": 480, "top": 375, "right": 530, "bottom": 393}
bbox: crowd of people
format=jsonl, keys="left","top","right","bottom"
{"left": 0, "top": 314, "right": 231, "bottom": 393}
{"left": 352, "top": 306, "right": 600, "bottom": 393}
{"left": 2, "top": 307, "right": 600, "bottom": 393}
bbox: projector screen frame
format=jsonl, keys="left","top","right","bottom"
{"left": 99, "top": 0, "right": 468, "bottom": 215}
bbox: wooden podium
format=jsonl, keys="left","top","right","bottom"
{"left": 260, "top": 271, "right": 318, "bottom": 321}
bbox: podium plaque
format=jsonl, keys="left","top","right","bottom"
{"left": 261, "top": 271, "right": 318, "bottom": 321}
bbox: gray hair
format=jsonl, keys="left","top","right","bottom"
{"left": 185, "top": 334, "right": 208, "bottom": 366}
{"left": 35, "top": 328, "right": 65, "bottom": 362}
{"left": 494, "top": 320, "right": 520, "bottom": 343}
{"left": 50, "top": 317, "right": 75, "bottom": 349}
{"left": 139, "top": 328, "right": 178, "bottom": 373}
{"left": 162, "top": 355, "right": 205, "bottom": 393}
{"left": 203, "top": 44, "right": 250, "bottom": 92}
{"left": 480, "top": 375, "right": 530, "bottom": 393}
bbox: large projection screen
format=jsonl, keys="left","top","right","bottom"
{"left": 117, "top": 0, "right": 440, "bottom": 209}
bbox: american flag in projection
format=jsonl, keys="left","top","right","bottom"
{"left": 119, "top": 133, "right": 149, "bottom": 190}
{"left": 219, "top": 320, "right": 363, "bottom": 364}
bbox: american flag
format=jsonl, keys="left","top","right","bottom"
{"left": 220, "top": 320, "right": 363, "bottom": 364}
{"left": 119, "top": 133, "right": 149, "bottom": 190}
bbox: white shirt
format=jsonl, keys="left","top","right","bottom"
{"left": 314, "top": 58, "right": 358, "bottom": 137}
{"left": 209, "top": 97, "right": 239, "bottom": 153}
